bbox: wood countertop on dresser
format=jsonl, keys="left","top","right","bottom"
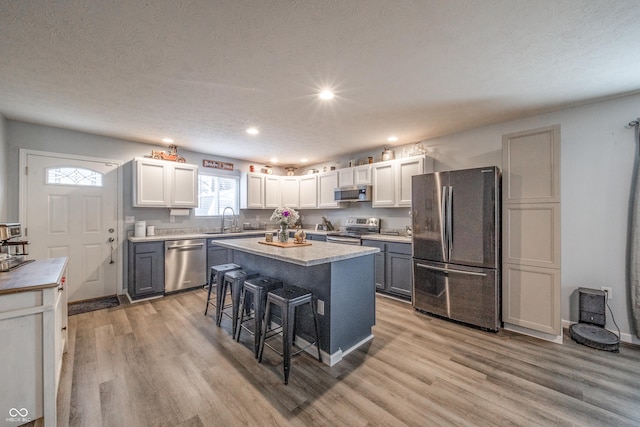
{"left": 0, "top": 257, "right": 68, "bottom": 295}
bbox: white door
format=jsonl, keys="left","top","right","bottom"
{"left": 25, "top": 153, "right": 119, "bottom": 302}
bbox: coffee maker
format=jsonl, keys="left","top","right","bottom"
{"left": 0, "top": 223, "right": 32, "bottom": 272}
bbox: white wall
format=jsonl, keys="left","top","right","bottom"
{"left": 416, "top": 93, "right": 640, "bottom": 340}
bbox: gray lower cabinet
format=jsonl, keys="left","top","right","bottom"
{"left": 207, "top": 239, "right": 232, "bottom": 274}
{"left": 128, "top": 241, "right": 165, "bottom": 300}
{"left": 306, "top": 233, "right": 326, "bottom": 242}
{"left": 287, "top": 231, "right": 327, "bottom": 241}
{"left": 362, "top": 240, "right": 412, "bottom": 300}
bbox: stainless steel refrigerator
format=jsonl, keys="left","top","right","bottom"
{"left": 411, "top": 166, "right": 501, "bottom": 331}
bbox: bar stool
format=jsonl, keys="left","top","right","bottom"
{"left": 258, "top": 285, "right": 322, "bottom": 385}
{"left": 204, "top": 263, "right": 240, "bottom": 316}
{"left": 235, "top": 276, "right": 284, "bottom": 357}
{"left": 217, "top": 269, "right": 259, "bottom": 336}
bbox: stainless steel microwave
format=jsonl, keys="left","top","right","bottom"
{"left": 334, "top": 185, "right": 372, "bottom": 202}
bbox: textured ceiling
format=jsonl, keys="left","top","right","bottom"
{"left": 1, "top": 0, "right": 640, "bottom": 166}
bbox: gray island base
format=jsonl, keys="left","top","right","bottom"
{"left": 211, "top": 238, "right": 379, "bottom": 366}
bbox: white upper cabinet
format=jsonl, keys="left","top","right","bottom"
{"left": 338, "top": 168, "right": 354, "bottom": 187}
{"left": 354, "top": 164, "right": 372, "bottom": 185}
{"left": 338, "top": 164, "right": 371, "bottom": 188}
{"left": 264, "top": 175, "right": 281, "bottom": 208}
{"left": 372, "top": 155, "right": 432, "bottom": 207}
{"left": 280, "top": 176, "right": 300, "bottom": 208}
{"left": 372, "top": 162, "right": 396, "bottom": 207}
{"left": 170, "top": 163, "right": 199, "bottom": 207}
{"left": 240, "top": 173, "right": 265, "bottom": 209}
{"left": 317, "top": 171, "right": 339, "bottom": 208}
{"left": 299, "top": 175, "right": 318, "bottom": 208}
{"left": 133, "top": 157, "right": 198, "bottom": 208}
{"left": 396, "top": 156, "right": 425, "bottom": 206}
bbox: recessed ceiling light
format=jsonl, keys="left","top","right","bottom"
{"left": 270, "top": 157, "right": 278, "bottom": 163}
{"left": 246, "top": 127, "right": 259, "bottom": 135}
{"left": 318, "top": 90, "right": 334, "bottom": 100}
{"left": 387, "top": 136, "right": 398, "bottom": 142}
{"left": 162, "top": 138, "right": 174, "bottom": 143}
{"left": 301, "top": 158, "right": 308, "bottom": 163}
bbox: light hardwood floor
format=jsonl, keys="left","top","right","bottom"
{"left": 56, "top": 288, "right": 640, "bottom": 426}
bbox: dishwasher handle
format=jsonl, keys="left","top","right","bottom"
{"left": 166, "top": 243, "right": 205, "bottom": 250}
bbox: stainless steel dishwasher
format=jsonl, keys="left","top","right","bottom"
{"left": 165, "top": 239, "right": 207, "bottom": 293}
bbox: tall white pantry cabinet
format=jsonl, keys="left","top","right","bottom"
{"left": 502, "top": 125, "right": 561, "bottom": 339}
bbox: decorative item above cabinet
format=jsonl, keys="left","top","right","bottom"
{"left": 132, "top": 157, "right": 198, "bottom": 208}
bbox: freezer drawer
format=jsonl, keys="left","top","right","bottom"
{"left": 412, "top": 259, "right": 500, "bottom": 331}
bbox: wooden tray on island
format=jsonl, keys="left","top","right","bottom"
{"left": 258, "top": 240, "right": 312, "bottom": 248}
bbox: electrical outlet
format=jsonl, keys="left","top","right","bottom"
{"left": 317, "top": 299, "right": 325, "bottom": 315}
{"left": 125, "top": 216, "right": 135, "bottom": 224}
{"left": 601, "top": 286, "right": 612, "bottom": 300}
{"left": 170, "top": 215, "right": 175, "bottom": 223}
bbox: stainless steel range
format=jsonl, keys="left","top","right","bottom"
{"left": 326, "top": 217, "right": 381, "bottom": 245}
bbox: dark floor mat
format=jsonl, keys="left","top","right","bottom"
{"left": 68, "top": 296, "right": 120, "bottom": 316}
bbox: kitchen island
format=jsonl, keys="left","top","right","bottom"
{"left": 211, "top": 237, "right": 379, "bottom": 366}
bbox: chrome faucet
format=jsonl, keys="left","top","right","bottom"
{"left": 221, "top": 207, "right": 236, "bottom": 233}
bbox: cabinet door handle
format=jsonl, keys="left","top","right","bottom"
{"left": 61, "top": 326, "right": 67, "bottom": 331}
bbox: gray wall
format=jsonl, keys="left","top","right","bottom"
{"left": 419, "top": 93, "right": 640, "bottom": 342}
{"left": 6, "top": 121, "right": 278, "bottom": 231}
{"left": 0, "top": 114, "right": 7, "bottom": 222}
{"left": 6, "top": 91, "right": 640, "bottom": 341}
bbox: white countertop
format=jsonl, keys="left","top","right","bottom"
{"left": 211, "top": 237, "right": 379, "bottom": 267}
{"left": 128, "top": 229, "right": 277, "bottom": 243}
{"left": 127, "top": 228, "right": 411, "bottom": 244}
{"left": 362, "top": 234, "right": 412, "bottom": 243}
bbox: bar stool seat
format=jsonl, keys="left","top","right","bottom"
{"left": 204, "top": 263, "right": 240, "bottom": 317}
{"left": 217, "top": 269, "right": 259, "bottom": 336}
{"left": 258, "top": 285, "right": 322, "bottom": 385}
{"left": 235, "top": 276, "right": 284, "bottom": 357}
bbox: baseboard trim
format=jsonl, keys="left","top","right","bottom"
{"left": 503, "top": 322, "right": 563, "bottom": 344}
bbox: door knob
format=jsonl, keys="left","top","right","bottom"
{"left": 108, "top": 228, "right": 115, "bottom": 233}
{"left": 108, "top": 237, "right": 115, "bottom": 243}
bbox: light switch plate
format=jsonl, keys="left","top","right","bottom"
{"left": 317, "top": 300, "right": 324, "bottom": 315}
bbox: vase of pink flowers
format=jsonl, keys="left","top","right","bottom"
{"left": 270, "top": 207, "right": 300, "bottom": 243}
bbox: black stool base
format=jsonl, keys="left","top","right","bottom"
{"left": 258, "top": 285, "right": 322, "bottom": 385}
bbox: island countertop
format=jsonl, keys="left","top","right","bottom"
{"left": 211, "top": 237, "right": 379, "bottom": 267}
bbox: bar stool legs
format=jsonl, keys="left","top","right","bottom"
{"left": 217, "top": 269, "right": 259, "bottom": 336}
{"left": 235, "top": 276, "right": 283, "bottom": 357}
{"left": 258, "top": 285, "right": 322, "bottom": 385}
{"left": 204, "top": 263, "right": 240, "bottom": 316}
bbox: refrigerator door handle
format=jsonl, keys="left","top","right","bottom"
{"left": 441, "top": 185, "right": 448, "bottom": 261}
{"left": 447, "top": 185, "right": 453, "bottom": 258}
{"left": 416, "top": 263, "right": 488, "bottom": 277}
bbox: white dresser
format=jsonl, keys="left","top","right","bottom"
{"left": 0, "top": 257, "right": 68, "bottom": 427}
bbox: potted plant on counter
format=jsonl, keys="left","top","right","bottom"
{"left": 270, "top": 207, "right": 300, "bottom": 243}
